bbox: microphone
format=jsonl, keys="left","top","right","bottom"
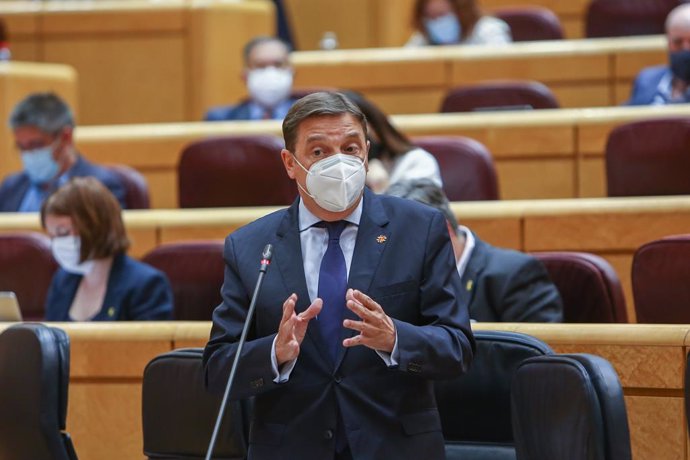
{"left": 205, "top": 243, "right": 273, "bottom": 460}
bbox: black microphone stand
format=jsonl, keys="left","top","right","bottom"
{"left": 205, "top": 244, "right": 273, "bottom": 460}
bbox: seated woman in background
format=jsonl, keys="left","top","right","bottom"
{"left": 342, "top": 90, "right": 442, "bottom": 193}
{"left": 406, "top": 0, "right": 511, "bottom": 46}
{"left": 41, "top": 177, "right": 173, "bottom": 321}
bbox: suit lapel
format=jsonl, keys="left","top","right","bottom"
{"left": 462, "top": 235, "right": 488, "bottom": 313}
{"left": 273, "top": 200, "right": 332, "bottom": 367}
{"left": 336, "top": 190, "right": 390, "bottom": 369}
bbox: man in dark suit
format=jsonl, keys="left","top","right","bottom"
{"left": 1, "top": 92, "right": 126, "bottom": 212}
{"left": 387, "top": 179, "right": 563, "bottom": 323}
{"left": 627, "top": 3, "right": 690, "bottom": 105}
{"left": 204, "top": 36, "right": 298, "bottom": 121}
{"left": 203, "top": 92, "right": 474, "bottom": 459}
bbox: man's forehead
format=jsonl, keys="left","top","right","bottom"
{"left": 249, "top": 41, "right": 289, "bottom": 63}
{"left": 297, "top": 115, "right": 365, "bottom": 141}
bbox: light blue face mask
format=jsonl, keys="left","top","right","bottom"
{"left": 424, "top": 13, "right": 461, "bottom": 45}
{"left": 21, "top": 144, "right": 60, "bottom": 185}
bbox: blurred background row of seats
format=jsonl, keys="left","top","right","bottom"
{"left": 10, "top": 231, "right": 690, "bottom": 324}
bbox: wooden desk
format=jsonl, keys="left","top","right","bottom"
{"left": 1, "top": 0, "right": 273, "bottom": 125}
{"left": 5, "top": 195, "right": 690, "bottom": 322}
{"left": 61, "top": 104, "right": 690, "bottom": 208}
{"left": 291, "top": 35, "right": 666, "bottom": 114}
{"left": 0, "top": 321, "right": 683, "bottom": 460}
{"left": 0, "top": 61, "right": 77, "bottom": 173}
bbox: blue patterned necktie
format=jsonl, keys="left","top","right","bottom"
{"left": 317, "top": 220, "right": 348, "bottom": 363}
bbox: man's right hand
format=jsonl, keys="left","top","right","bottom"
{"left": 275, "top": 293, "right": 322, "bottom": 366}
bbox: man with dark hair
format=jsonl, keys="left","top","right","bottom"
{"left": 205, "top": 36, "right": 297, "bottom": 121}
{"left": 204, "top": 92, "right": 474, "bottom": 459}
{"left": 387, "top": 178, "right": 563, "bottom": 323}
{"left": 1, "top": 92, "right": 125, "bottom": 212}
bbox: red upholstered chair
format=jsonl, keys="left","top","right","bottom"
{"left": 178, "top": 135, "right": 297, "bottom": 208}
{"left": 142, "top": 241, "right": 225, "bottom": 321}
{"left": 413, "top": 136, "right": 499, "bottom": 201}
{"left": 0, "top": 233, "right": 58, "bottom": 320}
{"left": 632, "top": 235, "right": 690, "bottom": 323}
{"left": 586, "top": 0, "right": 680, "bottom": 38}
{"left": 107, "top": 164, "right": 151, "bottom": 209}
{"left": 532, "top": 252, "right": 628, "bottom": 323}
{"left": 493, "top": 6, "right": 564, "bottom": 41}
{"left": 605, "top": 118, "right": 690, "bottom": 197}
{"left": 440, "top": 81, "right": 559, "bottom": 113}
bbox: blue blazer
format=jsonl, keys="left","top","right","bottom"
{"left": 203, "top": 189, "right": 475, "bottom": 460}
{"left": 626, "top": 65, "right": 671, "bottom": 105}
{"left": 44, "top": 253, "right": 173, "bottom": 321}
{"left": 0, "top": 155, "right": 127, "bottom": 212}
{"left": 462, "top": 234, "right": 563, "bottom": 322}
{"left": 204, "top": 98, "right": 299, "bottom": 121}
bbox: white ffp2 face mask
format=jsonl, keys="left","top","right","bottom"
{"left": 247, "top": 66, "right": 294, "bottom": 109}
{"left": 294, "top": 153, "right": 366, "bottom": 213}
{"left": 51, "top": 236, "right": 94, "bottom": 275}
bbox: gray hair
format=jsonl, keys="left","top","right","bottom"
{"left": 243, "top": 36, "right": 292, "bottom": 66}
{"left": 9, "top": 92, "right": 74, "bottom": 134}
{"left": 282, "top": 91, "right": 367, "bottom": 152}
{"left": 386, "top": 178, "right": 459, "bottom": 229}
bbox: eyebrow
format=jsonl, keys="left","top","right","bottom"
{"left": 304, "top": 131, "right": 362, "bottom": 144}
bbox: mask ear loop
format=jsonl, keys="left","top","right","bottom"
{"left": 290, "top": 154, "right": 317, "bottom": 200}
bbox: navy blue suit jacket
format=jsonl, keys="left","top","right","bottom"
{"left": 44, "top": 253, "right": 173, "bottom": 321}
{"left": 203, "top": 189, "right": 474, "bottom": 460}
{"left": 204, "top": 98, "right": 299, "bottom": 121}
{"left": 627, "top": 65, "right": 671, "bottom": 105}
{"left": 462, "top": 235, "right": 563, "bottom": 322}
{"left": 0, "top": 155, "right": 127, "bottom": 212}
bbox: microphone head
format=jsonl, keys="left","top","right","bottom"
{"left": 262, "top": 244, "right": 274, "bottom": 262}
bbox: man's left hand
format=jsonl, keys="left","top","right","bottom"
{"left": 343, "top": 288, "right": 396, "bottom": 353}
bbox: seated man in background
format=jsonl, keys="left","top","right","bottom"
{"left": 1, "top": 92, "right": 126, "bottom": 212}
{"left": 627, "top": 3, "right": 690, "bottom": 105}
{"left": 387, "top": 179, "right": 563, "bottom": 322}
{"left": 205, "top": 36, "right": 297, "bottom": 121}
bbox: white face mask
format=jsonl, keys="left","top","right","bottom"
{"left": 294, "top": 153, "right": 366, "bottom": 213}
{"left": 247, "top": 66, "right": 294, "bottom": 109}
{"left": 51, "top": 236, "right": 94, "bottom": 275}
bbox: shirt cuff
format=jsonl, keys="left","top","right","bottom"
{"left": 375, "top": 330, "right": 399, "bottom": 368}
{"left": 271, "top": 335, "right": 297, "bottom": 383}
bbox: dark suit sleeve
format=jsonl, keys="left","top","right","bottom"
{"left": 203, "top": 234, "right": 279, "bottom": 399}
{"left": 126, "top": 268, "right": 174, "bottom": 320}
{"left": 393, "top": 211, "right": 475, "bottom": 379}
{"left": 496, "top": 256, "right": 563, "bottom": 323}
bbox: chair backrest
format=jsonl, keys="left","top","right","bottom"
{"left": 586, "top": 0, "right": 680, "bottom": 38}
{"left": 606, "top": 118, "right": 690, "bottom": 197}
{"left": 0, "top": 233, "right": 58, "bottom": 320}
{"left": 0, "top": 323, "right": 77, "bottom": 460}
{"left": 531, "top": 252, "right": 628, "bottom": 323}
{"left": 440, "top": 81, "right": 559, "bottom": 113}
{"left": 512, "top": 353, "right": 632, "bottom": 460}
{"left": 435, "top": 330, "right": 553, "bottom": 460}
{"left": 632, "top": 234, "right": 690, "bottom": 323}
{"left": 107, "top": 164, "right": 151, "bottom": 209}
{"left": 142, "top": 241, "right": 225, "bottom": 320}
{"left": 178, "top": 135, "right": 297, "bottom": 208}
{"left": 142, "top": 348, "right": 248, "bottom": 460}
{"left": 493, "top": 7, "right": 564, "bottom": 41}
{"left": 412, "top": 136, "right": 499, "bottom": 201}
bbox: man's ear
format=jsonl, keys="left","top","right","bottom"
{"left": 281, "top": 149, "right": 296, "bottom": 179}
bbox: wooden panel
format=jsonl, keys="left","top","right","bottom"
{"left": 374, "top": 0, "right": 416, "bottom": 47}
{"left": 496, "top": 159, "right": 575, "bottom": 199}
{"left": 460, "top": 217, "right": 522, "bottom": 250}
{"left": 482, "top": 124, "right": 573, "bottom": 157}
{"left": 366, "top": 89, "right": 446, "bottom": 115}
{"left": 600, "top": 253, "right": 635, "bottom": 322}
{"left": 44, "top": 36, "right": 186, "bottom": 124}
{"left": 70, "top": 339, "right": 169, "bottom": 378}
{"left": 562, "top": 18, "right": 583, "bottom": 40}
{"left": 127, "top": 226, "right": 159, "bottom": 259}
{"left": 524, "top": 212, "right": 690, "bottom": 252}
{"left": 160, "top": 224, "right": 237, "bottom": 243}
{"left": 144, "top": 170, "right": 178, "bottom": 210}
{"left": 551, "top": 83, "right": 611, "bottom": 107}
{"left": 614, "top": 47, "right": 667, "bottom": 80}
{"left": 578, "top": 121, "right": 617, "bottom": 156}
{"left": 68, "top": 382, "right": 143, "bottom": 460}
{"left": 615, "top": 81, "right": 635, "bottom": 105}
{"left": 39, "top": 5, "right": 185, "bottom": 34}
{"left": 626, "top": 395, "right": 686, "bottom": 460}
{"left": 578, "top": 157, "right": 606, "bottom": 197}
{"left": 553, "top": 344, "right": 683, "bottom": 388}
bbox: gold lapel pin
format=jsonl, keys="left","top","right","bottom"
{"left": 466, "top": 280, "right": 473, "bottom": 291}
{"left": 376, "top": 235, "right": 387, "bottom": 244}
{"left": 107, "top": 307, "right": 116, "bottom": 317}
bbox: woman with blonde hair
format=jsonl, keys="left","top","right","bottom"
{"left": 41, "top": 177, "right": 173, "bottom": 321}
{"left": 407, "top": 0, "right": 511, "bottom": 46}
